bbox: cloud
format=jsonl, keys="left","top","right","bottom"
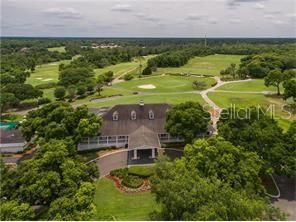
{"left": 111, "top": 4, "right": 132, "bottom": 12}
{"left": 185, "top": 14, "right": 206, "bottom": 21}
{"left": 227, "top": 0, "right": 267, "bottom": 8}
{"left": 273, "top": 20, "right": 285, "bottom": 25}
{"left": 229, "top": 18, "right": 242, "bottom": 23}
{"left": 253, "top": 3, "right": 265, "bottom": 9}
{"left": 287, "top": 13, "right": 296, "bottom": 19}
{"left": 209, "top": 18, "right": 219, "bottom": 24}
{"left": 43, "top": 8, "right": 81, "bottom": 19}
{"left": 134, "top": 13, "right": 160, "bottom": 22}
{"left": 263, "top": 14, "right": 274, "bottom": 19}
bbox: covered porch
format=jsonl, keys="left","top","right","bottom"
{"left": 127, "top": 125, "right": 161, "bottom": 165}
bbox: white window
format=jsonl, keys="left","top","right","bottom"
{"left": 131, "top": 110, "right": 136, "bottom": 120}
{"left": 112, "top": 111, "right": 119, "bottom": 121}
{"left": 149, "top": 110, "right": 154, "bottom": 120}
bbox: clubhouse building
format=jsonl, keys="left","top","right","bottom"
{"left": 78, "top": 101, "right": 214, "bottom": 162}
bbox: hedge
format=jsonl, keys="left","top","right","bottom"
{"left": 128, "top": 166, "right": 154, "bottom": 178}
{"left": 110, "top": 168, "right": 128, "bottom": 179}
{"left": 121, "top": 175, "right": 144, "bottom": 188}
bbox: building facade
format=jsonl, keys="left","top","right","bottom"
{"left": 78, "top": 102, "right": 184, "bottom": 161}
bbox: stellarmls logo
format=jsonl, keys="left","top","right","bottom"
{"left": 202, "top": 104, "right": 293, "bottom": 121}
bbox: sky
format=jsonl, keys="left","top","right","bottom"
{"left": 1, "top": 0, "right": 296, "bottom": 37}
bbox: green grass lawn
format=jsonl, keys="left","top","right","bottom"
{"left": 87, "top": 92, "right": 205, "bottom": 108}
{"left": 208, "top": 92, "right": 295, "bottom": 130}
{"left": 217, "top": 79, "right": 283, "bottom": 93}
{"left": 94, "top": 55, "right": 155, "bottom": 78}
{"left": 93, "top": 178, "right": 159, "bottom": 221}
{"left": 26, "top": 59, "right": 73, "bottom": 86}
{"left": 113, "top": 75, "right": 216, "bottom": 93}
{"left": 47, "top": 46, "right": 66, "bottom": 53}
{"left": 153, "top": 54, "right": 244, "bottom": 76}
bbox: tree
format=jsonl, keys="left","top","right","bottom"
{"left": 283, "top": 79, "right": 296, "bottom": 102}
{"left": 0, "top": 92, "right": 20, "bottom": 112}
{"left": 142, "top": 66, "right": 152, "bottom": 75}
{"left": 20, "top": 102, "right": 101, "bottom": 143}
{"left": 3, "top": 83, "right": 43, "bottom": 101}
{"left": 264, "top": 69, "right": 291, "bottom": 95}
{"left": 165, "top": 102, "right": 210, "bottom": 143}
{"left": 96, "top": 76, "right": 104, "bottom": 96}
{"left": 192, "top": 80, "right": 207, "bottom": 90}
{"left": 103, "top": 71, "right": 114, "bottom": 85}
{"left": 59, "top": 67, "right": 95, "bottom": 87}
{"left": 151, "top": 138, "right": 285, "bottom": 221}
{"left": 123, "top": 73, "right": 134, "bottom": 81}
{"left": 67, "top": 86, "right": 76, "bottom": 102}
{"left": 0, "top": 200, "right": 35, "bottom": 221}
{"left": 183, "top": 137, "right": 264, "bottom": 192}
{"left": 54, "top": 86, "right": 66, "bottom": 100}
{"left": 47, "top": 182, "right": 96, "bottom": 221}
{"left": 76, "top": 84, "right": 87, "bottom": 96}
{"left": 218, "top": 107, "right": 295, "bottom": 176}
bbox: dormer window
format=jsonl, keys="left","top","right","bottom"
{"left": 131, "top": 110, "right": 136, "bottom": 120}
{"left": 112, "top": 111, "right": 119, "bottom": 121}
{"left": 149, "top": 110, "right": 154, "bottom": 120}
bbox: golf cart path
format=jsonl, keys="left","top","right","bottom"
{"left": 199, "top": 77, "right": 253, "bottom": 133}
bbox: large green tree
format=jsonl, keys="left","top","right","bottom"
{"left": 264, "top": 69, "right": 292, "bottom": 95}
{"left": 151, "top": 137, "right": 285, "bottom": 220}
{"left": 165, "top": 102, "right": 210, "bottom": 143}
{"left": 283, "top": 79, "right": 296, "bottom": 102}
{"left": 218, "top": 107, "right": 295, "bottom": 176}
{"left": 0, "top": 200, "right": 35, "bottom": 221}
{"left": 20, "top": 102, "right": 101, "bottom": 143}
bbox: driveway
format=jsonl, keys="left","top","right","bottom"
{"left": 272, "top": 175, "right": 296, "bottom": 220}
{"left": 95, "top": 150, "right": 128, "bottom": 178}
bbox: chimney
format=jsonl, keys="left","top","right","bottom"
{"left": 139, "top": 100, "right": 144, "bottom": 106}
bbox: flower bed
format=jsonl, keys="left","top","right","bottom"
{"left": 108, "top": 168, "right": 153, "bottom": 193}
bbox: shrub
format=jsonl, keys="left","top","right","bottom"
{"left": 110, "top": 168, "right": 128, "bottom": 179}
{"left": 54, "top": 86, "right": 66, "bottom": 100}
{"left": 128, "top": 166, "right": 155, "bottom": 178}
{"left": 121, "top": 175, "right": 144, "bottom": 188}
{"left": 123, "top": 73, "right": 134, "bottom": 81}
{"left": 37, "top": 97, "right": 51, "bottom": 105}
{"left": 35, "top": 82, "right": 57, "bottom": 89}
{"left": 18, "top": 100, "right": 38, "bottom": 109}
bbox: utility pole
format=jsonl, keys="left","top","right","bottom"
{"left": 204, "top": 34, "right": 207, "bottom": 47}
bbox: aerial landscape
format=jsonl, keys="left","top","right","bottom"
{"left": 0, "top": 0, "right": 295, "bottom": 221}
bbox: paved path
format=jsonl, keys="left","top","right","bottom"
{"left": 95, "top": 150, "right": 128, "bottom": 178}
{"left": 112, "top": 67, "right": 138, "bottom": 84}
{"left": 272, "top": 175, "right": 296, "bottom": 220}
{"left": 199, "top": 77, "right": 252, "bottom": 133}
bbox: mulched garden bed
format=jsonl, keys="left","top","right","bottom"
{"left": 106, "top": 175, "right": 151, "bottom": 193}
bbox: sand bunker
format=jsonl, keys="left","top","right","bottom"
{"left": 137, "top": 84, "right": 156, "bottom": 89}
{"left": 42, "top": 78, "right": 53, "bottom": 81}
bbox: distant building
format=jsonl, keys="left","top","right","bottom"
{"left": 0, "top": 126, "right": 25, "bottom": 153}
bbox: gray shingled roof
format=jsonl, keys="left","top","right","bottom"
{"left": 128, "top": 125, "right": 161, "bottom": 150}
{"left": 101, "top": 103, "right": 170, "bottom": 135}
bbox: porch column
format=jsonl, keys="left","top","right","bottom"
{"left": 151, "top": 148, "right": 155, "bottom": 159}
{"left": 133, "top": 149, "right": 138, "bottom": 160}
